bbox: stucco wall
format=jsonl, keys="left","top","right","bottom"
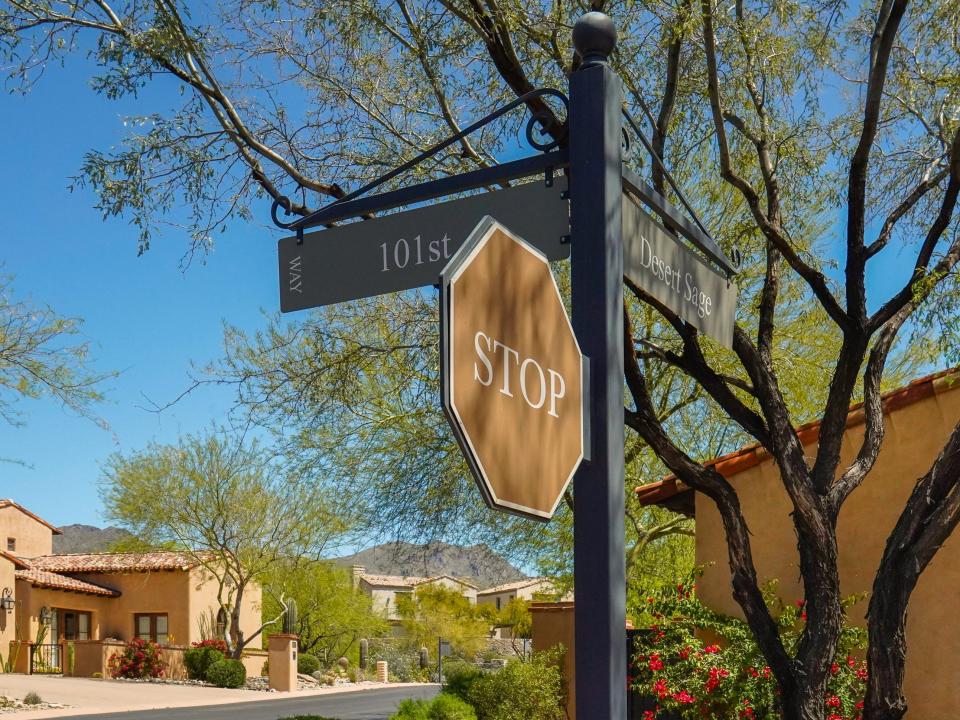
{"left": 14, "top": 568, "right": 263, "bottom": 651}
{"left": 0, "top": 506, "right": 53, "bottom": 558}
{"left": 530, "top": 602, "right": 576, "bottom": 719}
{"left": 186, "top": 566, "right": 263, "bottom": 648}
{"left": 0, "top": 555, "right": 17, "bottom": 652}
{"left": 694, "top": 379, "right": 960, "bottom": 718}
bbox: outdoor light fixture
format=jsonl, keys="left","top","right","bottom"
{"left": 39, "top": 606, "right": 52, "bottom": 625}
{"left": 0, "top": 588, "right": 13, "bottom": 613}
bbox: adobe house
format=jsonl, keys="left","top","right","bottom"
{"left": 0, "top": 499, "right": 263, "bottom": 677}
{"left": 475, "top": 577, "right": 563, "bottom": 611}
{"left": 351, "top": 565, "right": 478, "bottom": 630}
{"left": 635, "top": 367, "right": 960, "bottom": 718}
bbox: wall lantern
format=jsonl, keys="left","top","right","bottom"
{"left": 39, "top": 606, "right": 52, "bottom": 625}
{"left": 0, "top": 588, "right": 13, "bottom": 613}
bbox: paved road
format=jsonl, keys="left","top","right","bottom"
{"left": 39, "top": 686, "right": 440, "bottom": 720}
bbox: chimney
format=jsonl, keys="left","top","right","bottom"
{"left": 351, "top": 565, "right": 365, "bottom": 589}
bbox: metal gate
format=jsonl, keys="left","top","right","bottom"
{"left": 30, "top": 643, "right": 62, "bottom": 674}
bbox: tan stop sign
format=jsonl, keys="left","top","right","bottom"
{"left": 440, "top": 216, "right": 584, "bottom": 520}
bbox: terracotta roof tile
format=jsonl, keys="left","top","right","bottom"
{"left": 16, "top": 568, "right": 120, "bottom": 597}
{"left": 32, "top": 551, "right": 203, "bottom": 574}
{"left": 359, "top": 573, "right": 478, "bottom": 589}
{"left": 0, "top": 499, "right": 62, "bottom": 534}
{"left": 0, "top": 550, "right": 30, "bottom": 569}
{"left": 636, "top": 366, "right": 960, "bottom": 507}
{"left": 477, "top": 578, "right": 550, "bottom": 595}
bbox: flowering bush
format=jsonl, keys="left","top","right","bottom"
{"left": 191, "top": 638, "right": 228, "bottom": 654}
{"left": 630, "top": 572, "right": 867, "bottom": 719}
{"left": 108, "top": 638, "right": 166, "bottom": 679}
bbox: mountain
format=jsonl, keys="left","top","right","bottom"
{"left": 53, "top": 524, "right": 133, "bottom": 554}
{"left": 333, "top": 541, "right": 526, "bottom": 589}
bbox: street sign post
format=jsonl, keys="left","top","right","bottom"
{"left": 278, "top": 179, "right": 569, "bottom": 312}
{"left": 568, "top": 14, "right": 628, "bottom": 719}
{"left": 270, "top": 12, "right": 740, "bottom": 718}
{"left": 623, "top": 194, "right": 738, "bottom": 348}
{"left": 440, "top": 216, "right": 584, "bottom": 521}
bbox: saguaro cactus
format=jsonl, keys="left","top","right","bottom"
{"left": 283, "top": 599, "right": 298, "bottom": 635}
{"left": 359, "top": 638, "right": 368, "bottom": 670}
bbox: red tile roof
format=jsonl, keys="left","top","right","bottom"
{"left": 15, "top": 567, "right": 120, "bottom": 597}
{"left": 636, "top": 366, "right": 960, "bottom": 507}
{"left": 31, "top": 551, "right": 203, "bottom": 574}
{"left": 0, "top": 499, "right": 62, "bottom": 534}
{"left": 359, "top": 573, "right": 479, "bottom": 589}
{"left": 477, "top": 578, "right": 552, "bottom": 595}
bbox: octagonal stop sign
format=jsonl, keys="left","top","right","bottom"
{"left": 440, "top": 216, "right": 584, "bottom": 520}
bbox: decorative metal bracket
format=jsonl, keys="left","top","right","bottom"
{"left": 621, "top": 109, "right": 741, "bottom": 276}
{"left": 271, "top": 88, "right": 570, "bottom": 239}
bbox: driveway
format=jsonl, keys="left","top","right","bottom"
{"left": 0, "top": 676, "right": 439, "bottom": 720}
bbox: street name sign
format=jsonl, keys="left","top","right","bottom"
{"left": 440, "top": 216, "right": 584, "bottom": 521}
{"left": 278, "top": 179, "right": 569, "bottom": 312}
{"left": 623, "top": 194, "right": 738, "bottom": 348}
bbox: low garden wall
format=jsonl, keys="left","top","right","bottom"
{"left": 9, "top": 639, "right": 261, "bottom": 681}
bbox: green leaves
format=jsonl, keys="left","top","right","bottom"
{"left": 0, "top": 273, "right": 112, "bottom": 430}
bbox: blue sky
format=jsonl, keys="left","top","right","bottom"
{"left": 0, "top": 41, "right": 939, "bottom": 532}
{"left": 1, "top": 57, "right": 281, "bottom": 528}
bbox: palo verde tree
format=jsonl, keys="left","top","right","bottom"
{"left": 101, "top": 429, "right": 343, "bottom": 658}
{"left": 4, "top": 1, "right": 959, "bottom": 718}
{"left": 0, "top": 273, "right": 111, "bottom": 434}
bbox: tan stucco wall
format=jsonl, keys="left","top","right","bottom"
{"left": 0, "top": 555, "right": 16, "bottom": 653}
{"left": 186, "top": 566, "right": 263, "bottom": 648}
{"left": 695, "top": 381, "right": 960, "bottom": 718}
{"left": 0, "top": 506, "right": 54, "bottom": 558}
{"left": 13, "top": 568, "right": 263, "bottom": 652}
{"left": 477, "top": 590, "right": 517, "bottom": 608}
{"left": 530, "top": 602, "right": 576, "bottom": 719}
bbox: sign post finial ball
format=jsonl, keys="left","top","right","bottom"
{"left": 572, "top": 12, "right": 617, "bottom": 65}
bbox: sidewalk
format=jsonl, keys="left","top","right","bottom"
{"left": 0, "top": 675, "right": 432, "bottom": 719}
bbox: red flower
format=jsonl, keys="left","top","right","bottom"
{"left": 831, "top": 662, "right": 840, "bottom": 675}
{"left": 847, "top": 656, "right": 857, "bottom": 668}
{"left": 826, "top": 695, "right": 841, "bottom": 708}
{"left": 703, "top": 645, "right": 720, "bottom": 654}
{"left": 856, "top": 701, "right": 864, "bottom": 710}
{"left": 856, "top": 668, "right": 868, "bottom": 681}
{"left": 642, "top": 712, "right": 655, "bottom": 720}
{"left": 678, "top": 646, "right": 691, "bottom": 660}
{"left": 653, "top": 679, "right": 670, "bottom": 699}
{"left": 672, "top": 690, "right": 696, "bottom": 704}
{"left": 648, "top": 653, "right": 664, "bottom": 672}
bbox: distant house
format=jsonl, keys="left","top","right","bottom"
{"left": 0, "top": 499, "right": 262, "bottom": 676}
{"left": 351, "top": 565, "right": 478, "bottom": 624}
{"left": 475, "top": 578, "right": 564, "bottom": 610}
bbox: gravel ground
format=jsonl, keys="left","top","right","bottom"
{"left": 0, "top": 696, "right": 68, "bottom": 714}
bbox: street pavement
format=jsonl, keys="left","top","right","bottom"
{"left": 0, "top": 676, "right": 438, "bottom": 720}
{"left": 36, "top": 685, "right": 440, "bottom": 720}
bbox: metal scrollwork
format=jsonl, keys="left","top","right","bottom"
{"left": 271, "top": 87, "right": 570, "bottom": 232}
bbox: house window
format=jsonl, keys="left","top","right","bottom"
{"left": 496, "top": 597, "right": 501, "bottom": 610}
{"left": 134, "top": 614, "right": 169, "bottom": 644}
{"left": 62, "top": 611, "right": 91, "bottom": 641}
{"left": 6, "top": 538, "right": 14, "bottom": 552}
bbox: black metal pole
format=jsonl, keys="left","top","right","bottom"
{"left": 569, "top": 12, "right": 627, "bottom": 720}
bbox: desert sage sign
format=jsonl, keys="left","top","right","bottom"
{"left": 623, "top": 195, "right": 737, "bottom": 348}
{"left": 440, "top": 216, "right": 584, "bottom": 520}
{"left": 278, "top": 180, "right": 569, "bottom": 312}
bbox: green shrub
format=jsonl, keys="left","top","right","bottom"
{"left": 22, "top": 692, "right": 42, "bottom": 706}
{"left": 184, "top": 645, "right": 226, "bottom": 681}
{"left": 466, "top": 649, "right": 565, "bottom": 720}
{"left": 390, "top": 698, "right": 431, "bottom": 720}
{"left": 428, "top": 693, "right": 477, "bottom": 720}
{"left": 206, "top": 658, "right": 247, "bottom": 689}
{"left": 443, "top": 663, "right": 484, "bottom": 702}
{"left": 297, "top": 652, "right": 321, "bottom": 675}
